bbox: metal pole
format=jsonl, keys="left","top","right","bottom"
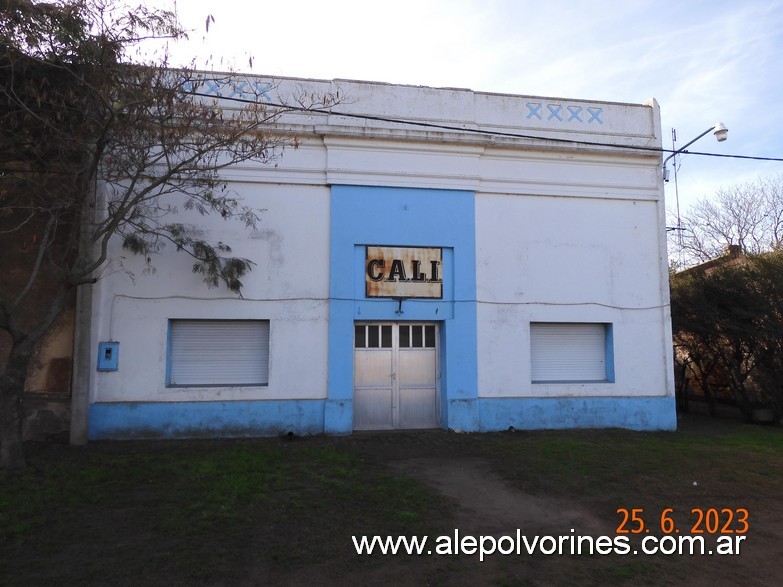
{"left": 662, "top": 126, "right": 714, "bottom": 177}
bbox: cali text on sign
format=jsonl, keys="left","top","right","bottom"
{"left": 365, "top": 246, "right": 442, "bottom": 299}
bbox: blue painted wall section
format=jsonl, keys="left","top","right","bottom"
{"left": 328, "top": 185, "right": 479, "bottom": 433}
{"left": 478, "top": 396, "right": 677, "bottom": 431}
{"left": 89, "top": 400, "right": 325, "bottom": 439}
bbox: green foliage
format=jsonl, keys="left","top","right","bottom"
{"left": 671, "top": 252, "right": 783, "bottom": 418}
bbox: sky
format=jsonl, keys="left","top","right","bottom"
{"left": 155, "top": 0, "right": 783, "bottom": 222}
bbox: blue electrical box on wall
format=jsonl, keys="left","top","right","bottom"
{"left": 97, "top": 342, "right": 119, "bottom": 371}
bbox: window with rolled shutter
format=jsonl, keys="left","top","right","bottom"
{"left": 168, "top": 320, "right": 269, "bottom": 386}
{"left": 530, "top": 323, "right": 612, "bottom": 383}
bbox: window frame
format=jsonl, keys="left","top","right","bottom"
{"left": 166, "top": 319, "right": 270, "bottom": 388}
{"left": 530, "top": 322, "right": 615, "bottom": 384}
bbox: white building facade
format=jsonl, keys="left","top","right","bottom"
{"left": 83, "top": 76, "right": 676, "bottom": 439}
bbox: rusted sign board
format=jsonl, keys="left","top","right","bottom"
{"left": 365, "top": 246, "right": 442, "bottom": 298}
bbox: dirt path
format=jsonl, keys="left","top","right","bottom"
{"left": 391, "top": 457, "right": 609, "bottom": 537}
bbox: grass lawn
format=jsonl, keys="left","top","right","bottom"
{"left": 1, "top": 413, "right": 781, "bottom": 586}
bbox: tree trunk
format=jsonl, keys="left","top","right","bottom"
{"left": 701, "top": 380, "right": 717, "bottom": 417}
{"left": 0, "top": 288, "right": 70, "bottom": 469}
{"left": 0, "top": 351, "right": 29, "bottom": 469}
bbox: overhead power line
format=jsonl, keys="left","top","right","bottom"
{"left": 185, "top": 90, "right": 783, "bottom": 164}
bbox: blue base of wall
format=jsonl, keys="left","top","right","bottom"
{"left": 478, "top": 396, "right": 677, "bottom": 431}
{"left": 89, "top": 395, "right": 676, "bottom": 439}
{"left": 444, "top": 398, "right": 480, "bottom": 432}
{"left": 323, "top": 399, "right": 353, "bottom": 435}
{"left": 88, "top": 400, "right": 325, "bottom": 440}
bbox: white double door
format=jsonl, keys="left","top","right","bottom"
{"left": 353, "top": 322, "right": 439, "bottom": 430}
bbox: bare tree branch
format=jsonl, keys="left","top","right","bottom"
{"left": 672, "top": 175, "right": 783, "bottom": 266}
{"left": 0, "top": 0, "right": 342, "bottom": 468}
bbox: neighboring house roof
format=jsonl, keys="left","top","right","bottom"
{"left": 678, "top": 245, "right": 745, "bottom": 276}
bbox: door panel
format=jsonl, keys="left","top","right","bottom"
{"left": 354, "top": 323, "right": 439, "bottom": 430}
{"left": 398, "top": 387, "right": 438, "bottom": 428}
{"left": 398, "top": 349, "right": 436, "bottom": 387}
{"left": 354, "top": 350, "right": 393, "bottom": 387}
{"left": 354, "top": 387, "right": 394, "bottom": 429}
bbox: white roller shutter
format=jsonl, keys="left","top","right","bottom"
{"left": 530, "top": 323, "right": 607, "bottom": 383}
{"left": 169, "top": 320, "right": 269, "bottom": 386}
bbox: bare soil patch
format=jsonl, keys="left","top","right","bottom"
{"left": 391, "top": 457, "right": 608, "bottom": 536}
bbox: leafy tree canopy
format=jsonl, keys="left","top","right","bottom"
{"left": 671, "top": 253, "right": 783, "bottom": 420}
{"left": 1, "top": 0, "right": 336, "bottom": 468}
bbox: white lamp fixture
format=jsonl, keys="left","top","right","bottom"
{"left": 662, "top": 122, "right": 728, "bottom": 181}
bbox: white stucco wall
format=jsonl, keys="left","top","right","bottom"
{"left": 475, "top": 192, "right": 670, "bottom": 398}
{"left": 85, "top": 74, "right": 673, "bottom": 429}
{"left": 90, "top": 183, "right": 331, "bottom": 403}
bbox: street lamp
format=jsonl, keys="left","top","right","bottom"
{"left": 662, "top": 122, "right": 728, "bottom": 182}
{"left": 664, "top": 123, "right": 729, "bottom": 266}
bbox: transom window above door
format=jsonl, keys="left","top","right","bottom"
{"left": 399, "top": 324, "right": 436, "bottom": 348}
{"left": 354, "top": 324, "right": 393, "bottom": 348}
{"left": 354, "top": 323, "right": 437, "bottom": 349}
